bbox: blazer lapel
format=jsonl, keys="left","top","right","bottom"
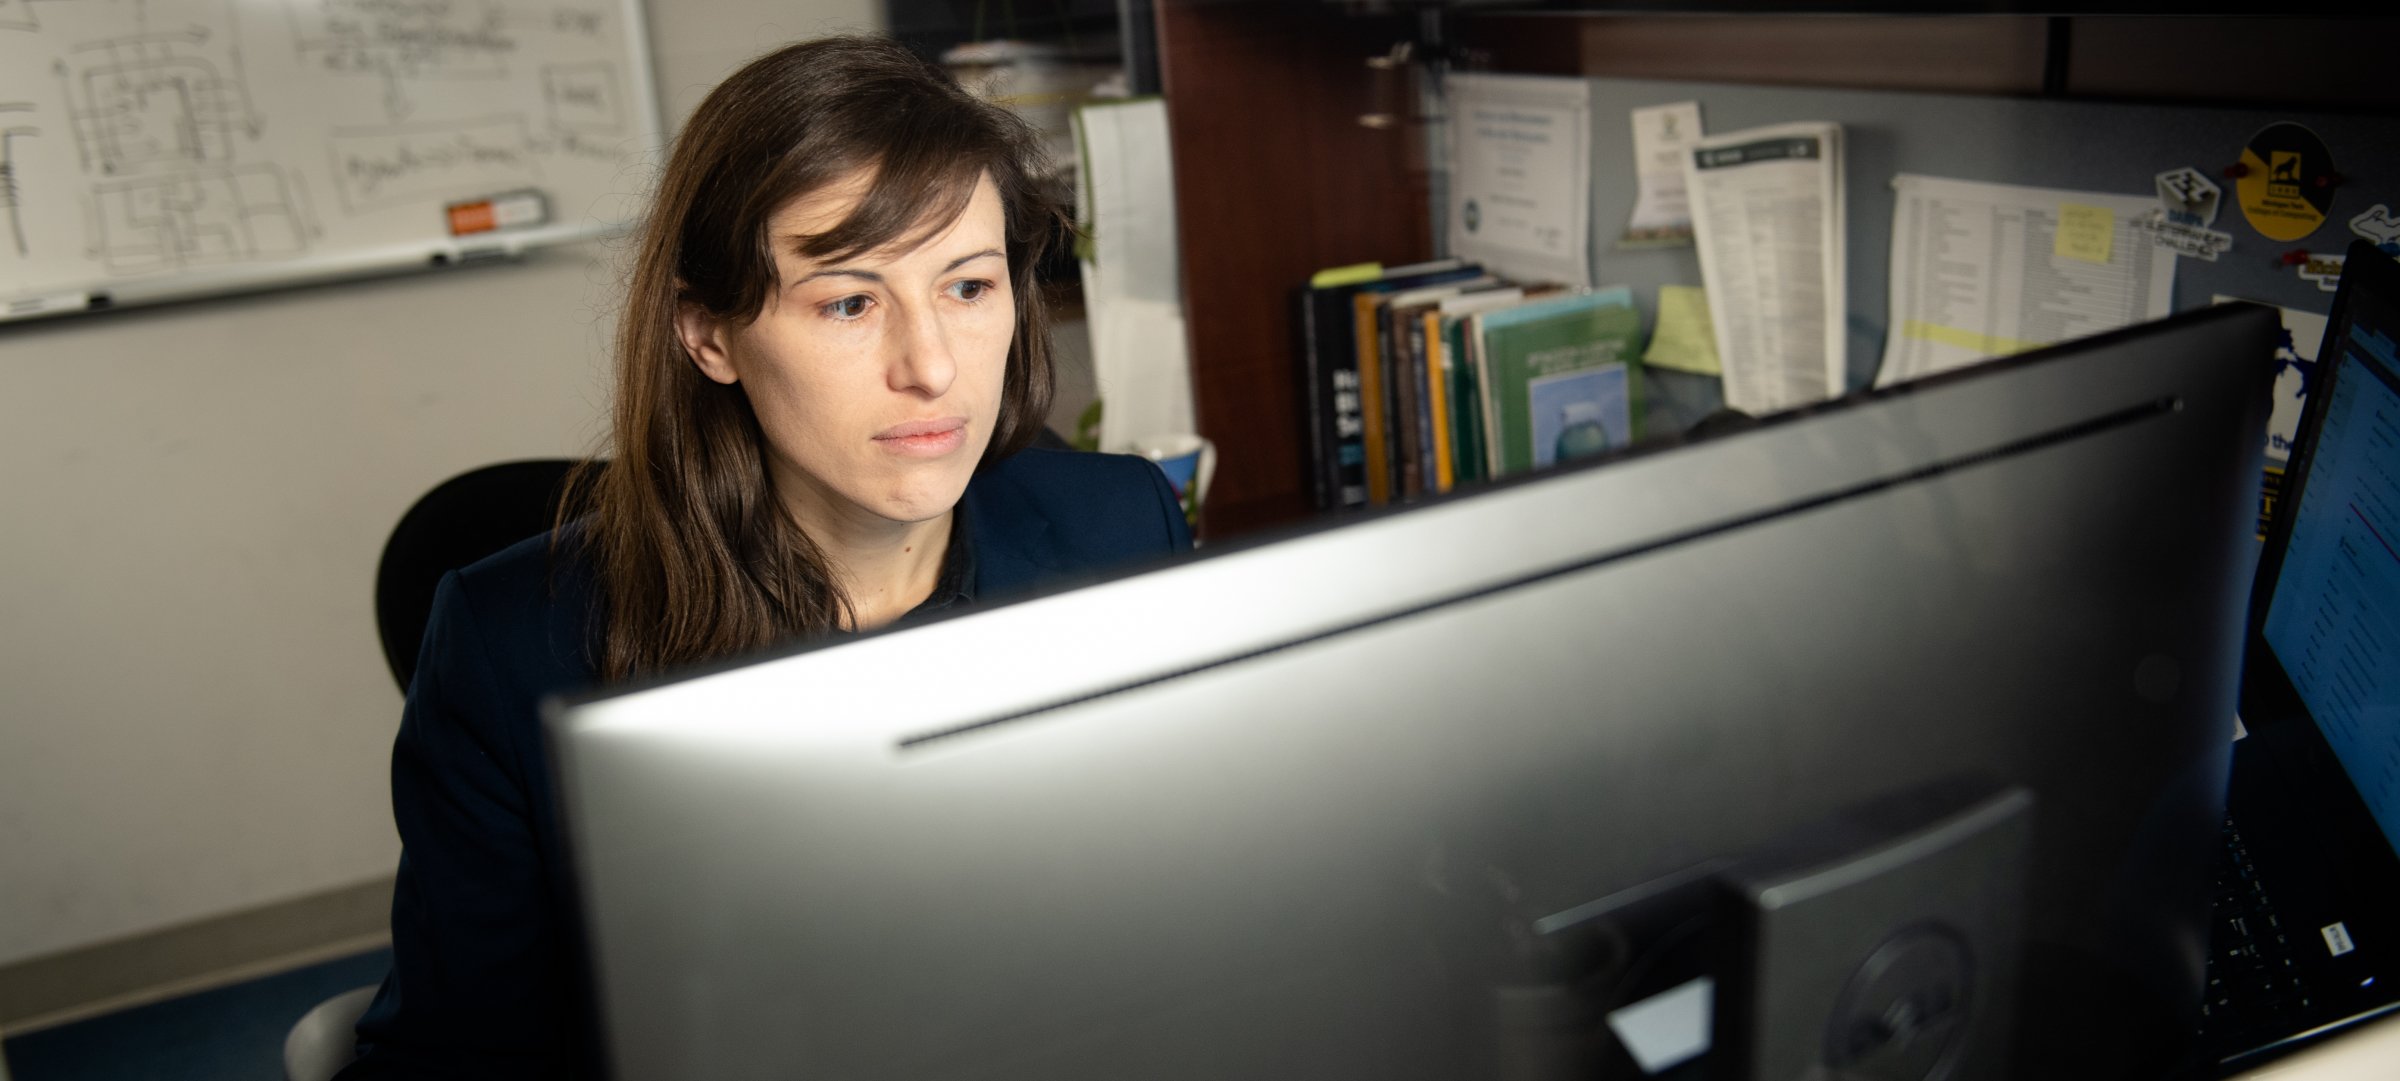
{"left": 965, "top": 474, "right": 1066, "bottom": 599}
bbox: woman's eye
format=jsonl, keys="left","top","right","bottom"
{"left": 949, "top": 279, "right": 992, "bottom": 303}
{"left": 823, "top": 295, "right": 871, "bottom": 320}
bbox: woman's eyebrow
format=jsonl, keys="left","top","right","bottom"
{"left": 942, "top": 248, "right": 1005, "bottom": 273}
{"left": 790, "top": 247, "right": 1004, "bottom": 287}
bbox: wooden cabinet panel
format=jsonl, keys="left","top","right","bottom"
{"left": 1156, "top": 0, "right": 1432, "bottom": 538}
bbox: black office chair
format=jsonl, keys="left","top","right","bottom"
{"left": 284, "top": 457, "right": 586, "bottom": 1081}
{"left": 374, "top": 459, "right": 587, "bottom": 690}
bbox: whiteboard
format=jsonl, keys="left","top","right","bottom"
{"left": 0, "top": 0, "right": 661, "bottom": 321}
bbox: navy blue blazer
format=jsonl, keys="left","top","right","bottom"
{"left": 339, "top": 449, "right": 1191, "bottom": 1081}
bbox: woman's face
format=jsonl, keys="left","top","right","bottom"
{"left": 678, "top": 169, "right": 1014, "bottom": 532}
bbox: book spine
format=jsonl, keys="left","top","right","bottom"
{"left": 1425, "top": 310, "right": 1455, "bottom": 493}
{"left": 1306, "top": 291, "right": 1369, "bottom": 509}
{"left": 1458, "top": 354, "right": 1487, "bottom": 486}
{"left": 1297, "top": 289, "right": 1332, "bottom": 510}
{"left": 1389, "top": 305, "right": 1422, "bottom": 500}
{"left": 1452, "top": 318, "right": 1487, "bottom": 486}
{"left": 1413, "top": 312, "right": 1440, "bottom": 494}
{"left": 1332, "top": 342, "right": 1367, "bottom": 509}
{"left": 1474, "top": 313, "right": 1503, "bottom": 480}
{"left": 1353, "top": 294, "right": 1391, "bottom": 506}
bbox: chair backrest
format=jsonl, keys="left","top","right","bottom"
{"left": 374, "top": 459, "right": 585, "bottom": 692}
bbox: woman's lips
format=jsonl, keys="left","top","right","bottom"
{"left": 874, "top": 418, "right": 967, "bottom": 457}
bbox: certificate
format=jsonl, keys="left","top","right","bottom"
{"left": 1446, "top": 73, "right": 1590, "bottom": 288}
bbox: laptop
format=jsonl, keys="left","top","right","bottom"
{"left": 2201, "top": 239, "right": 2400, "bottom": 1070}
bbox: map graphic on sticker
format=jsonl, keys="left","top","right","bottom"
{"left": 2236, "top": 123, "right": 2336, "bottom": 243}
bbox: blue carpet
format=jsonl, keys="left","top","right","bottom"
{"left": 4, "top": 949, "right": 389, "bottom": 1081}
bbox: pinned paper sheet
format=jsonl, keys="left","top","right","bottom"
{"left": 1643, "top": 285, "right": 1722, "bottom": 375}
{"left": 1621, "top": 101, "right": 1704, "bottom": 247}
{"left": 1447, "top": 73, "right": 1593, "bottom": 287}
{"left": 1685, "top": 122, "right": 1846, "bottom": 413}
{"left": 2055, "top": 204, "right": 2116, "bottom": 264}
{"left": 1879, "top": 175, "right": 2174, "bottom": 388}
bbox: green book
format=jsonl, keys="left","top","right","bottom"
{"left": 1473, "top": 288, "right": 1644, "bottom": 478}
{"left": 1443, "top": 316, "right": 1484, "bottom": 487}
{"left": 1435, "top": 287, "right": 1526, "bottom": 488}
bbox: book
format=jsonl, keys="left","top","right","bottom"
{"left": 1430, "top": 287, "right": 1526, "bottom": 491}
{"left": 1422, "top": 309, "right": 1453, "bottom": 492}
{"left": 1295, "top": 261, "right": 1481, "bottom": 509}
{"left": 1352, "top": 292, "right": 1393, "bottom": 504}
{"left": 1385, "top": 298, "right": 1426, "bottom": 499}
{"left": 1473, "top": 288, "right": 1644, "bottom": 478}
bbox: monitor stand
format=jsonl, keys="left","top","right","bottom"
{"left": 1490, "top": 776, "right": 2033, "bottom": 1081}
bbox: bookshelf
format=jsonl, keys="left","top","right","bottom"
{"left": 1150, "top": 2, "right": 2399, "bottom": 540}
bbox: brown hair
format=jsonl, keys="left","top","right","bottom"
{"left": 567, "top": 34, "right": 1064, "bottom": 681}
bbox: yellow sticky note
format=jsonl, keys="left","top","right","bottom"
{"left": 1644, "top": 285, "right": 1722, "bottom": 376}
{"left": 2055, "top": 204, "right": 2116, "bottom": 264}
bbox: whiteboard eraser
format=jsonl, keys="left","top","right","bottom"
{"left": 447, "top": 190, "right": 550, "bottom": 237}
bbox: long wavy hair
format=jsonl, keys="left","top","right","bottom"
{"left": 567, "top": 35, "right": 1064, "bottom": 681}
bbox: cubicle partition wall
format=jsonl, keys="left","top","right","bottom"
{"left": 1569, "top": 77, "right": 2400, "bottom": 427}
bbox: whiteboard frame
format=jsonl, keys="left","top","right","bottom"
{"left": 1, "top": 0, "right": 666, "bottom": 325}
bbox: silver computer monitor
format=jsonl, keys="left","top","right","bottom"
{"left": 550, "top": 303, "right": 2276, "bottom": 1080}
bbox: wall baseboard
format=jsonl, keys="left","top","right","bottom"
{"left": 0, "top": 877, "right": 394, "bottom": 1036}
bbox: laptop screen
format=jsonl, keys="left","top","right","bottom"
{"left": 2259, "top": 274, "right": 2400, "bottom": 857}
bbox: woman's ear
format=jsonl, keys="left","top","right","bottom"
{"left": 674, "top": 300, "right": 741, "bottom": 386}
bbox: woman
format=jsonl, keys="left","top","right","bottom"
{"left": 337, "top": 36, "right": 1190, "bottom": 1080}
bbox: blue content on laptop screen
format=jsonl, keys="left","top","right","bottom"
{"left": 2260, "top": 294, "right": 2400, "bottom": 858}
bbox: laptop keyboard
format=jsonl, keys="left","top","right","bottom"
{"left": 2201, "top": 815, "right": 2316, "bottom": 1038}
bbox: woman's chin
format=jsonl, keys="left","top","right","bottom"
{"left": 864, "top": 478, "right": 972, "bottom": 525}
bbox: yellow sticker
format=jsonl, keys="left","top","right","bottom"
{"left": 2055, "top": 204, "right": 2116, "bottom": 264}
{"left": 2236, "top": 123, "right": 2335, "bottom": 243}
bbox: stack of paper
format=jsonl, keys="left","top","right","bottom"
{"left": 1682, "top": 122, "right": 1846, "bottom": 415}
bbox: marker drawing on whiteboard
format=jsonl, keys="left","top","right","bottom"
{"left": 1, "top": 104, "right": 35, "bottom": 258}
{"left": 332, "top": 118, "right": 541, "bottom": 212}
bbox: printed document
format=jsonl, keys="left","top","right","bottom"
{"left": 1683, "top": 122, "right": 1846, "bottom": 414}
{"left": 1621, "top": 101, "right": 1703, "bottom": 245}
{"left": 1447, "top": 73, "right": 1591, "bottom": 287}
{"left": 1878, "top": 174, "right": 2176, "bottom": 387}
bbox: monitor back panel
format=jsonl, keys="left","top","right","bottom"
{"left": 554, "top": 307, "right": 2276, "bottom": 1080}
